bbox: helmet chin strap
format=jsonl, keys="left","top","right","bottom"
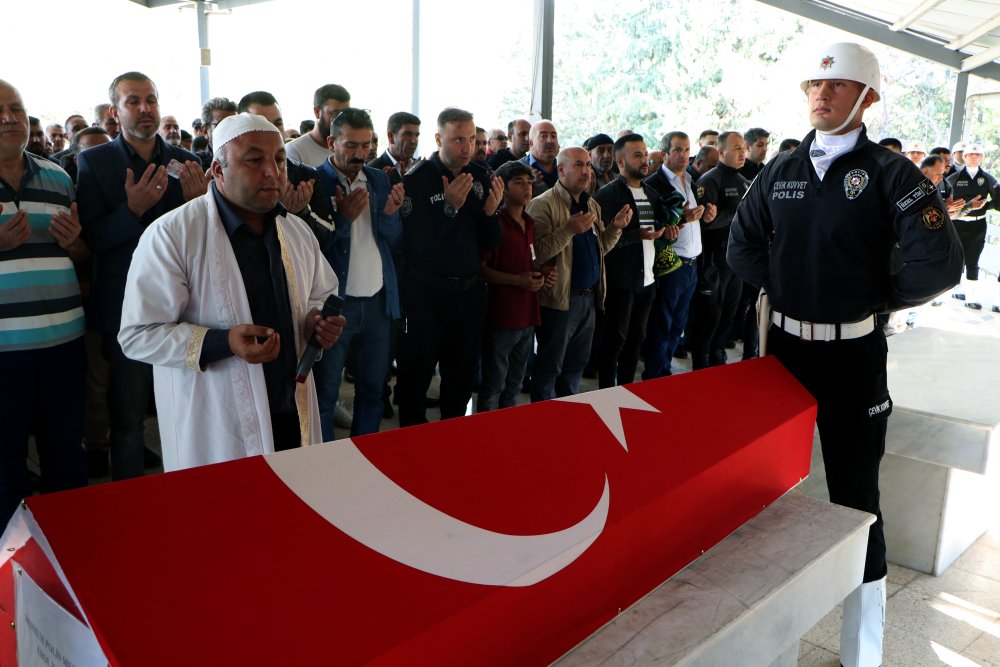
{"left": 818, "top": 85, "right": 871, "bottom": 136}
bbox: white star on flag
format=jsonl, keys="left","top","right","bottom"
{"left": 556, "top": 386, "right": 661, "bottom": 452}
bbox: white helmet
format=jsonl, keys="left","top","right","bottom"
{"left": 800, "top": 42, "right": 882, "bottom": 102}
{"left": 904, "top": 140, "right": 926, "bottom": 154}
{"left": 964, "top": 143, "right": 985, "bottom": 155}
{"left": 952, "top": 141, "right": 966, "bottom": 153}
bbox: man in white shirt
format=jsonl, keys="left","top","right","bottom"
{"left": 285, "top": 84, "right": 351, "bottom": 167}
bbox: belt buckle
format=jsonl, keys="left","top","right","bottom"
{"left": 800, "top": 320, "right": 813, "bottom": 341}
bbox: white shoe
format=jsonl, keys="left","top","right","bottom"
{"left": 333, "top": 400, "right": 353, "bottom": 429}
{"left": 840, "top": 576, "right": 886, "bottom": 667}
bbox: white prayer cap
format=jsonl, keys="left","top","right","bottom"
{"left": 952, "top": 141, "right": 966, "bottom": 153}
{"left": 904, "top": 140, "right": 926, "bottom": 153}
{"left": 964, "top": 143, "right": 985, "bottom": 155}
{"left": 213, "top": 113, "right": 280, "bottom": 152}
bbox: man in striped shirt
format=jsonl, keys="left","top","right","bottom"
{"left": 0, "top": 80, "right": 89, "bottom": 526}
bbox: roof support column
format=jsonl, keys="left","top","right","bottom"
{"left": 949, "top": 71, "right": 969, "bottom": 146}
{"left": 530, "top": 0, "right": 554, "bottom": 120}
{"left": 196, "top": 0, "right": 211, "bottom": 104}
{"left": 411, "top": 0, "right": 420, "bottom": 117}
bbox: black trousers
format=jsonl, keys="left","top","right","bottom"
{"left": 769, "top": 325, "right": 889, "bottom": 583}
{"left": 397, "top": 279, "right": 487, "bottom": 426}
{"left": 954, "top": 218, "right": 987, "bottom": 280}
{"left": 690, "top": 228, "right": 740, "bottom": 368}
{"left": 598, "top": 284, "right": 655, "bottom": 387}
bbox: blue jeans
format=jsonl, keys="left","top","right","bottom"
{"left": 478, "top": 326, "right": 534, "bottom": 412}
{"left": 643, "top": 263, "right": 697, "bottom": 379}
{"left": 102, "top": 333, "right": 153, "bottom": 480}
{"left": 531, "top": 294, "right": 595, "bottom": 402}
{"left": 314, "top": 291, "right": 392, "bottom": 441}
{"left": 0, "top": 338, "right": 87, "bottom": 526}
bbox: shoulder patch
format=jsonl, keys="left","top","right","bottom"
{"left": 896, "top": 179, "right": 937, "bottom": 212}
{"left": 920, "top": 205, "right": 945, "bottom": 231}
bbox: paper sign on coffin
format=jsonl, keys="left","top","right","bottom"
{"left": 0, "top": 356, "right": 816, "bottom": 666}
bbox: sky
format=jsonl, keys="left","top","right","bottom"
{"left": 7, "top": 0, "right": 999, "bottom": 154}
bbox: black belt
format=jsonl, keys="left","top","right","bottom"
{"left": 571, "top": 286, "right": 595, "bottom": 296}
{"left": 679, "top": 256, "right": 697, "bottom": 265}
{"left": 410, "top": 269, "right": 480, "bottom": 292}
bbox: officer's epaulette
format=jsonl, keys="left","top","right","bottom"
{"left": 406, "top": 159, "right": 431, "bottom": 176}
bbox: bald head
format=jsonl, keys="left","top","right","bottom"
{"left": 0, "top": 80, "right": 29, "bottom": 159}
{"left": 556, "top": 146, "right": 591, "bottom": 197}
{"left": 529, "top": 120, "right": 559, "bottom": 165}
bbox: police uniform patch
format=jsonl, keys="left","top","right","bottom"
{"left": 978, "top": 177, "right": 985, "bottom": 186}
{"left": 820, "top": 55, "right": 835, "bottom": 70}
{"left": 920, "top": 205, "right": 945, "bottom": 231}
{"left": 843, "top": 169, "right": 869, "bottom": 200}
{"left": 696, "top": 185, "right": 705, "bottom": 199}
{"left": 401, "top": 196, "right": 412, "bottom": 218}
{"left": 473, "top": 180, "right": 485, "bottom": 200}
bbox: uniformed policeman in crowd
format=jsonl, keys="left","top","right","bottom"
{"left": 729, "top": 42, "right": 963, "bottom": 667}
{"left": 396, "top": 107, "right": 503, "bottom": 426}
{"left": 690, "top": 130, "right": 750, "bottom": 369}
{"left": 945, "top": 143, "right": 997, "bottom": 310}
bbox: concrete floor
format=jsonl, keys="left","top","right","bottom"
{"left": 72, "top": 289, "right": 1000, "bottom": 667}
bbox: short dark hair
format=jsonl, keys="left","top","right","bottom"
{"left": 313, "top": 84, "right": 350, "bottom": 109}
{"left": 108, "top": 71, "right": 155, "bottom": 106}
{"left": 778, "top": 138, "right": 801, "bottom": 152}
{"left": 495, "top": 159, "right": 534, "bottom": 187}
{"left": 180, "top": 129, "right": 192, "bottom": 141}
{"left": 613, "top": 133, "right": 644, "bottom": 159}
{"left": 437, "top": 107, "right": 474, "bottom": 129}
{"left": 64, "top": 114, "right": 85, "bottom": 127}
{"left": 659, "top": 131, "right": 688, "bottom": 152}
{"left": 330, "top": 107, "right": 374, "bottom": 139}
{"left": 28, "top": 116, "right": 40, "bottom": 127}
{"left": 193, "top": 135, "right": 209, "bottom": 152}
{"left": 878, "top": 137, "right": 902, "bottom": 151}
{"left": 921, "top": 155, "right": 945, "bottom": 169}
{"left": 929, "top": 146, "right": 951, "bottom": 156}
{"left": 716, "top": 131, "right": 741, "bottom": 149}
{"left": 70, "top": 126, "right": 110, "bottom": 154}
{"left": 299, "top": 119, "right": 315, "bottom": 134}
{"left": 743, "top": 127, "right": 770, "bottom": 144}
{"left": 698, "top": 129, "right": 719, "bottom": 141}
{"left": 476, "top": 126, "right": 486, "bottom": 134}
{"left": 237, "top": 91, "right": 278, "bottom": 113}
{"left": 387, "top": 111, "right": 420, "bottom": 134}
{"left": 201, "top": 97, "right": 237, "bottom": 126}
{"left": 694, "top": 145, "right": 718, "bottom": 163}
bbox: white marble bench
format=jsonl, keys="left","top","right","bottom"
{"left": 801, "top": 327, "right": 1000, "bottom": 575}
{"left": 553, "top": 493, "right": 874, "bottom": 667}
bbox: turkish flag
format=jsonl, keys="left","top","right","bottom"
{"left": 1, "top": 357, "right": 814, "bottom": 665}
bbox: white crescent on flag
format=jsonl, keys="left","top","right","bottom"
{"left": 266, "top": 386, "right": 659, "bottom": 587}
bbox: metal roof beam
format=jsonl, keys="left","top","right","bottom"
{"left": 962, "top": 42, "right": 1000, "bottom": 71}
{"left": 947, "top": 10, "right": 1000, "bottom": 50}
{"left": 890, "top": 0, "right": 947, "bottom": 32}
{"left": 754, "top": 0, "right": 1000, "bottom": 81}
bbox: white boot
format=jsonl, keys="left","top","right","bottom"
{"left": 840, "top": 576, "right": 886, "bottom": 667}
{"left": 965, "top": 278, "right": 983, "bottom": 310}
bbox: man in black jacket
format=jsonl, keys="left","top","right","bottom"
{"left": 593, "top": 134, "right": 678, "bottom": 387}
{"left": 689, "top": 131, "right": 750, "bottom": 369}
{"left": 368, "top": 111, "right": 421, "bottom": 185}
{"left": 945, "top": 143, "right": 997, "bottom": 309}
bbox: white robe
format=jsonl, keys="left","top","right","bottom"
{"left": 118, "top": 192, "right": 337, "bottom": 472}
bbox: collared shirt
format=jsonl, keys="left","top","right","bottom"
{"left": 0, "top": 152, "right": 83, "bottom": 351}
{"left": 333, "top": 165, "right": 383, "bottom": 297}
{"left": 201, "top": 183, "right": 298, "bottom": 416}
{"left": 569, "top": 191, "right": 601, "bottom": 289}
{"left": 483, "top": 207, "right": 541, "bottom": 330}
{"left": 527, "top": 154, "right": 559, "bottom": 186}
{"left": 662, "top": 167, "right": 702, "bottom": 258}
{"left": 121, "top": 136, "right": 171, "bottom": 228}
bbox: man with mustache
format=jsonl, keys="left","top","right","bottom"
{"left": 585, "top": 133, "right": 615, "bottom": 195}
{"left": 304, "top": 108, "right": 404, "bottom": 439}
{"left": 521, "top": 120, "right": 560, "bottom": 196}
{"left": 285, "top": 83, "right": 351, "bottom": 167}
{"left": 487, "top": 118, "right": 530, "bottom": 169}
{"left": 77, "top": 71, "right": 208, "bottom": 481}
{"left": 368, "top": 111, "right": 421, "bottom": 186}
{"left": 158, "top": 115, "right": 181, "bottom": 146}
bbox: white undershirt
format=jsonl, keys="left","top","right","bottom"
{"left": 335, "top": 167, "right": 384, "bottom": 297}
{"left": 629, "top": 185, "right": 656, "bottom": 287}
{"left": 809, "top": 126, "right": 863, "bottom": 181}
{"left": 965, "top": 166, "right": 980, "bottom": 179}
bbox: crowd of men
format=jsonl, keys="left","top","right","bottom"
{"left": 1, "top": 70, "right": 995, "bottom": 525}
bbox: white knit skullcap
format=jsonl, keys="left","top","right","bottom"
{"left": 213, "top": 113, "right": 280, "bottom": 152}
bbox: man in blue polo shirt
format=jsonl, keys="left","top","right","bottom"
{"left": 0, "top": 80, "right": 89, "bottom": 526}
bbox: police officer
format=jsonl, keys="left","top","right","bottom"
{"left": 945, "top": 143, "right": 996, "bottom": 310}
{"left": 397, "top": 107, "right": 503, "bottom": 426}
{"left": 729, "top": 43, "right": 962, "bottom": 667}
{"left": 690, "top": 131, "right": 750, "bottom": 369}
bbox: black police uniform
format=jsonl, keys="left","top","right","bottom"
{"left": 729, "top": 126, "right": 963, "bottom": 585}
{"left": 397, "top": 152, "right": 501, "bottom": 426}
{"left": 945, "top": 166, "right": 1000, "bottom": 281}
{"left": 690, "top": 163, "right": 750, "bottom": 368}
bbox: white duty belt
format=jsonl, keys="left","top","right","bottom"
{"left": 771, "top": 310, "right": 876, "bottom": 342}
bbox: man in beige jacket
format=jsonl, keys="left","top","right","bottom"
{"left": 526, "top": 146, "right": 631, "bottom": 401}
